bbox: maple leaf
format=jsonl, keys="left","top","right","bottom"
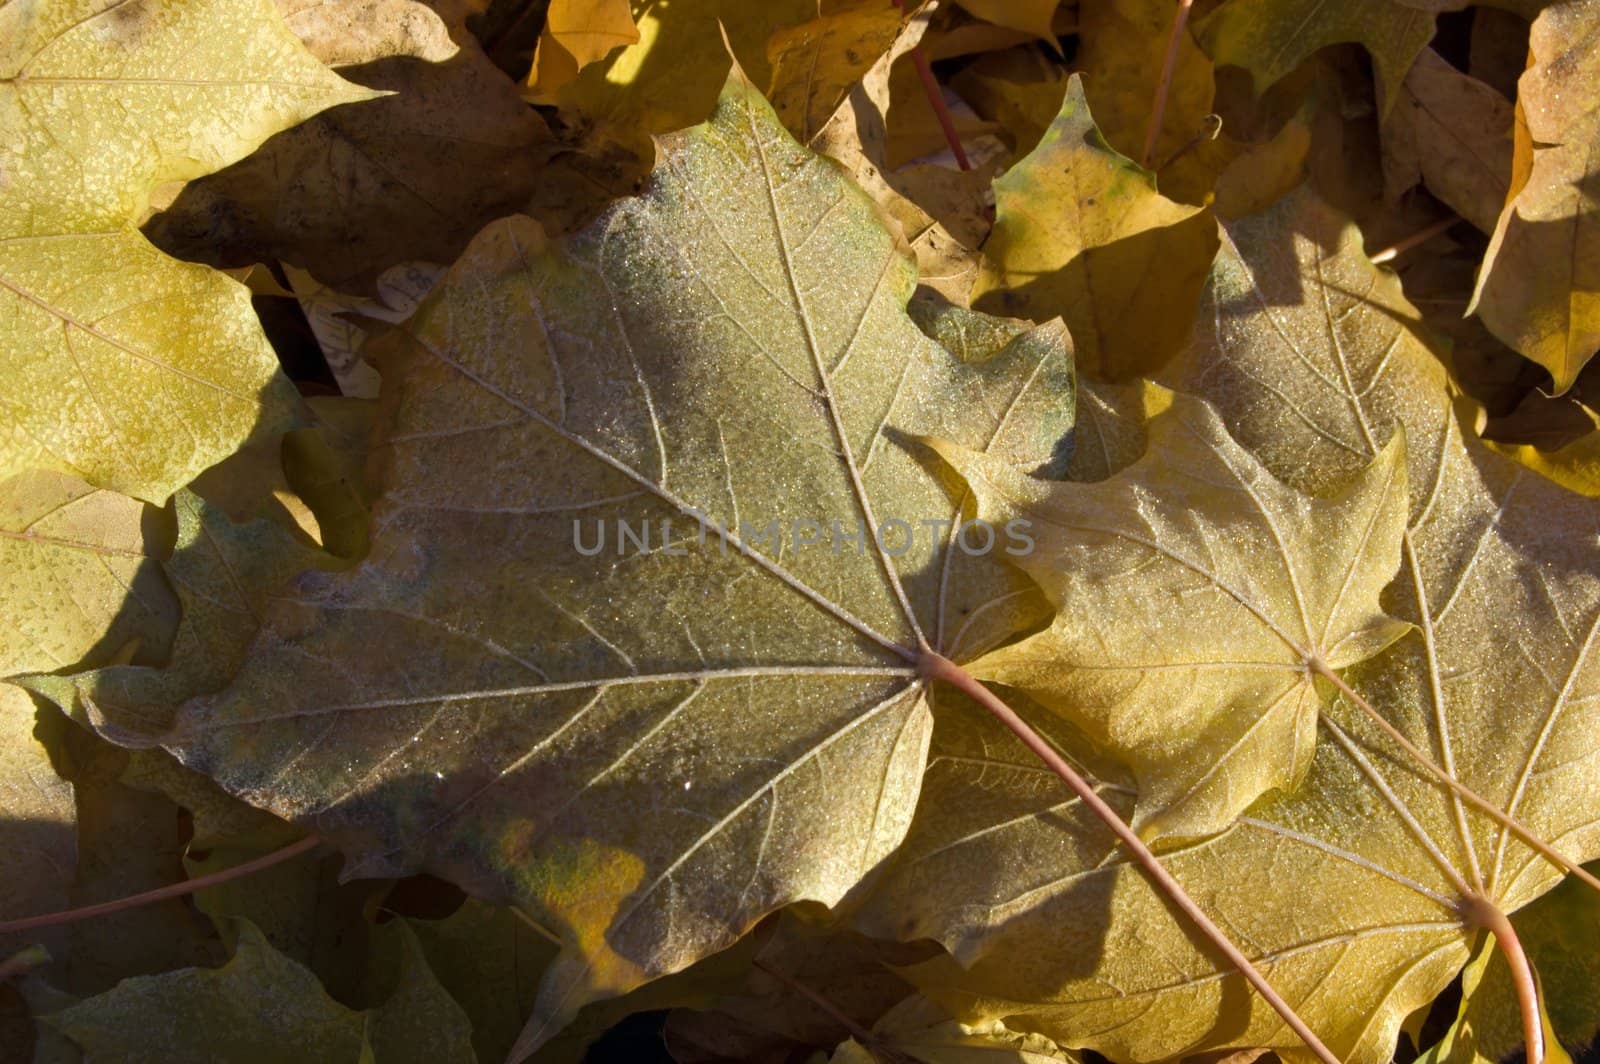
{"left": 147, "top": 23, "right": 547, "bottom": 294}
{"left": 952, "top": 0, "right": 1062, "bottom": 44}
{"left": 0, "top": 470, "right": 176, "bottom": 679}
{"left": 525, "top": 0, "right": 641, "bottom": 103}
{"left": 0, "top": 685, "right": 77, "bottom": 967}
{"left": 133, "top": 68, "right": 1075, "bottom": 1053}
{"left": 863, "top": 188, "right": 1600, "bottom": 1063}
{"left": 1073, "top": 0, "right": 1214, "bottom": 176}
{"left": 972, "top": 76, "right": 1220, "bottom": 380}
{"left": 1195, "top": 0, "right": 1443, "bottom": 108}
{"left": 275, "top": 0, "right": 460, "bottom": 67}
{"left": 1470, "top": 0, "right": 1600, "bottom": 393}
{"left": 1380, "top": 48, "right": 1513, "bottom": 236}
{"left": 931, "top": 390, "right": 1412, "bottom": 840}
{"left": 766, "top": 1, "right": 908, "bottom": 146}
{"left": 24, "top": 490, "right": 338, "bottom": 745}
{"left": 808, "top": 6, "right": 988, "bottom": 304}
{"left": 1419, "top": 870, "right": 1600, "bottom": 1064}
{"left": 36, "top": 918, "right": 474, "bottom": 1063}
{"left": 0, "top": 0, "right": 375, "bottom": 502}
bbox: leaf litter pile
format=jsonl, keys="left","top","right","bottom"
{"left": 3, "top": 0, "right": 1600, "bottom": 1062}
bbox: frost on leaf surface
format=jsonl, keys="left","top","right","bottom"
{"left": 864, "top": 188, "right": 1600, "bottom": 1064}
{"left": 154, "top": 70, "right": 1077, "bottom": 1043}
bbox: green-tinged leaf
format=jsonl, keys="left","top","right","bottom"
{"left": 39, "top": 918, "right": 473, "bottom": 1064}
{"left": 0, "top": 0, "right": 375, "bottom": 501}
{"left": 865, "top": 187, "right": 1600, "bottom": 1064}
{"left": 148, "top": 70, "right": 1075, "bottom": 1053}
{"left": 0, "top": 470, "right": 175, "bottom": 678}
{"left": 973, "top": 76, "right": 1219, "bottom": 380}
{"left": 1469, "top": 0, "right": 1600, "bottom": 393}
{"left": 1196, "top": 0, "right": 1436, "bottom": 107}
{"left": 936, "top": 390, "right": 1411, "bottom": 840}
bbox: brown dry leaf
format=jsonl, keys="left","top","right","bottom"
{"left": 1074, "top": 0, "right": 1215, "bottom": 174}
{"left": 1470, "top": 0, "right": 1600, "bottom": 393}
{"left": 766, "top": 0, "right": 908, "bottom": 145}
{"left": 147, "top": 33, "right": 549, "bottom": 293}
{"left": 276, "top": 0, "right": 459, "bottom": 66}
{"left": 972, "top": 75, "right": 1220, "bottom": 380}
{"left": 953, "top": 0, "right": 1062, "bottom": 43}
{"left": 1381, "top": 48, "right": 1513, "bottom": 235}
{"left": 812, "top": 5, "right": 989, "bottom": 302}
{"left": 525, "top": 0, "right": 640, "bottom": 102}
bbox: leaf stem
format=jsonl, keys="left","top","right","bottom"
{"left": 1369, "top": 216, "right": 1460, "bottom": 264}
{"left": 0, "top": 835, "right": 321, "bottom": 935}
{"left": 891, "top": 0, "right": 972, "bottom": 170}
{"left": 1310, "top": 660, "right": 1600, "bottom": 894}
{"left": 920, "top": 651, "right": 1341, "bottom": 1064}
{"left": 1142, "top": 0, "right": 1195, "bottom": 168}
{"left": 1462, "top": 893, "right": 1545, "bottom": 1064}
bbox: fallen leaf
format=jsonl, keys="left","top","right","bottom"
{"left": 1074, "top": 0, "right": 1215, "bottom": 173}
{"left": 147, "top": 32, "right": 548, "bottom": 294}
{"left": 1380, "top": 48, "right": 1513, "bottom": 235}
{"left": 953, "top": 0, "right": 1062, "bottom": 43}
{"left": 0, "top": 471, "right": 176, "bottom": 679}
{"left": 1485, "top": 421, "right": 1600, "bottom": 499}
{"left": 950, "top": 45, "right": 1071, "bottom": 156}
{"left": 1469, "top": 0, "right": 1600, "bottom": 393}
{"left": 409, "top": 900, "right": 558, "bottom": 1063}
{"left": 865, "top": 187, "right": 1600, "bottom": 1064}
{"left": 766, "top": 1, "right": 908, "bottom": 145}
{"left": 1196, "top": 0, "right": 1436, "bottom": 109}
{"left": 811, "top": 6, "right": 990, "bottom": 302}
{"left": 525, "top": 0, "right": 640, "bottom": 102}
{"left": 0, "top": 686, "right": 77, "bottom": 966}
{"left": 276, "top": 0, "right": 459, "bottom": 66}
{"left": 831, "top": 996, "right": 1085, "bottom": 1063}
{"left": 38, "top": 918, "right": 474, "bottom": 1063}
{"left": 142, "top": 68, "right": 1075, "bottom": 1053}
{"left": 664, "top": 914, "right": 932, "bottom": 1063}
{"left": 934, "top": 390, "right": 1411, "bottom": 840}
{"left": 0, "top": 0, "right": 370, "bottom": 502}
{"left": 540, "top": 0, "right": 818, "bottom": 156}
{"left": 972, "top": 75, "right": 1220, "bottom": 380}
{"left": 1417, "top": 868, "right": 1600, "bottom": 1063}
{"left": 24, "top": 490, "right": 337, "bottom": 745}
